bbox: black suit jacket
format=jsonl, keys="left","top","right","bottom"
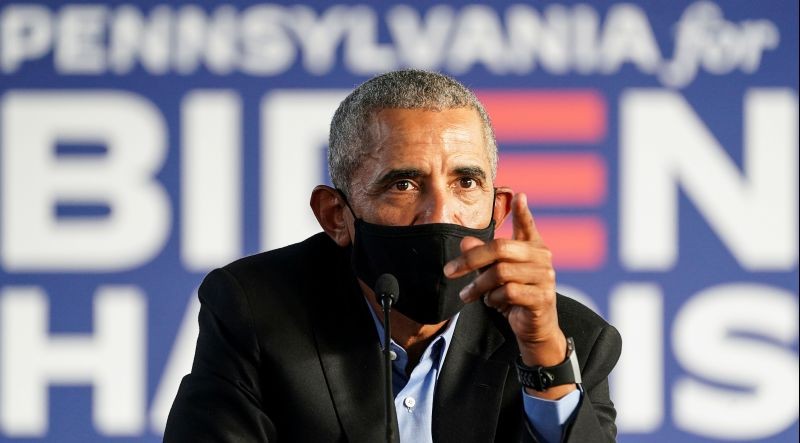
{"left": 164, "top": 233, "right": 622, "bottom": 442}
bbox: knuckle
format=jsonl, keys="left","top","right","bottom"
{"left": 529, "top": 308, "right": 547, "bottom": 321}
{"left": 493, "top": 239, "right": 510, "bottom": 256}
{"left": 504, "top": 282, "right": 524, "bottom": 301}
{"left": 535, "top": 286, "right": 557, "bottom": 308}
{"left": 495, "top": 262, "right": 512, "bottom": 284}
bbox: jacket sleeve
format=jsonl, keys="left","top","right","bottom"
{"left": 562, "top": 324, "right": 622, "bottom": 442}
{"left": 519, "top": 322, "right": 621, "bottom": 443}
{"left": 163, "top": 268, "right": 275, "bottom": 442}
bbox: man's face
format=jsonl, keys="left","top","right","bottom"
{"left": 345, "top": 107, "right": 495, "bottom": 230}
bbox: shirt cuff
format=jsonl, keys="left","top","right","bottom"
{"left": 522, "top": 388, "right": 582, "bottom": 443}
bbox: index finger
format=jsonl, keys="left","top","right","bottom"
{"left": 512, "top": 193, "right": 542, "bottom": 243}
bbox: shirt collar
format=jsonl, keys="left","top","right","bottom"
{"left": 365, "top": 296, "right": 460, "bottom": 370}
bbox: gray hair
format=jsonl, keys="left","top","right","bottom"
{"left": 328, "top": 69, "right": 497, "bottom": 196}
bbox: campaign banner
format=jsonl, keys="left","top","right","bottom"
{"left": 0, "top": 1, "right": 797, "bottom": 442}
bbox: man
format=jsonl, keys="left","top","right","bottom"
{"left": 165, "top": 70, "right": 621, "bottom": 442}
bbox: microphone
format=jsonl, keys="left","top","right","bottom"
{"left": 374, "top": 274, "right": 399, "bottom": 443}
{"left": 376, "top": 273, "right": 399, "bottom": 309}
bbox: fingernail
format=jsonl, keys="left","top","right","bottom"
{"left": 459, "top": 283, "right": 473, "bottom": 301}
{"left": 444, "top": 261, "right": 457, "bottom": 276}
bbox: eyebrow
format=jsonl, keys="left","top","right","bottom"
{"left": 373, "top": 168, "right": 425, "bottom": 189}
{"left": 453, "top": 166, "right": 487, "bottom": 181}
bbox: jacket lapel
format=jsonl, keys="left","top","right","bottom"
{"left": 311, "top": 268, "right": 397, "bottom": 442}
{"left": 433, "top": 302, "right": 510, "bottom": 443}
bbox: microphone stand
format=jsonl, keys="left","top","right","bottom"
{"left": 375, "top": 274, "right": 399, "bottom": 443}
{"left": 381, "top": 294, "right": 395, "bottom": 443}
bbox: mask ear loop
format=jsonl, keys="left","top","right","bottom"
{"left": 488, "top": 187, "right": 498, "bottom": 227}
{"left": 335, "top": 188, "right": 358, "bottom": 219}
{"left": 492, "top": 188, "right": 497, "bottom": 218}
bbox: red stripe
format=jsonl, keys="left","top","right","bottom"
{"left": 477, "top": 90, "right": 606, "bottom": 143}
{"left": 495, "top": 153, "right": 606, "bottom": 206}
{"left": 496, "top": 216, "right": 607, "bottom": 270}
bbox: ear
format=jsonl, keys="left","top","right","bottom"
{"left": 492, "top": 187, "right": 513, "bottom": 229}
{"left": 310, "top": 185, "right": 353, "bottom": 247}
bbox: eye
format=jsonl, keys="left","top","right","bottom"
{"left": 393, "top": 180, "right": 413, "bottom": 191}
{"left": 458, "top": 177, "right": 477, "bottom": 189}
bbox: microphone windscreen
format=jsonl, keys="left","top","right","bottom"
{"left": 374, "top": 273, "right": 400, "bottom": 305}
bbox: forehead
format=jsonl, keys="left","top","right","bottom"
{"left": 364, "top": 107, "right": 488, "bottom": 163}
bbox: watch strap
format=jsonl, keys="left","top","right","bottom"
{"left": 515, "top": 337, "right": 582, "bottom": 391}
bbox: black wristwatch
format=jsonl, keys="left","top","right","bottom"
{"left": 515, "top": 337, "right": 582, "bottom": 392}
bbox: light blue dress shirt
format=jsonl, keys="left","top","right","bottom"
{"left": 367, "top": 304, "right": 581, "bottom": 443}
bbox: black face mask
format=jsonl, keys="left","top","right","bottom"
{"left": 340, "top": 191, "right": 496, "bottom": 324}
